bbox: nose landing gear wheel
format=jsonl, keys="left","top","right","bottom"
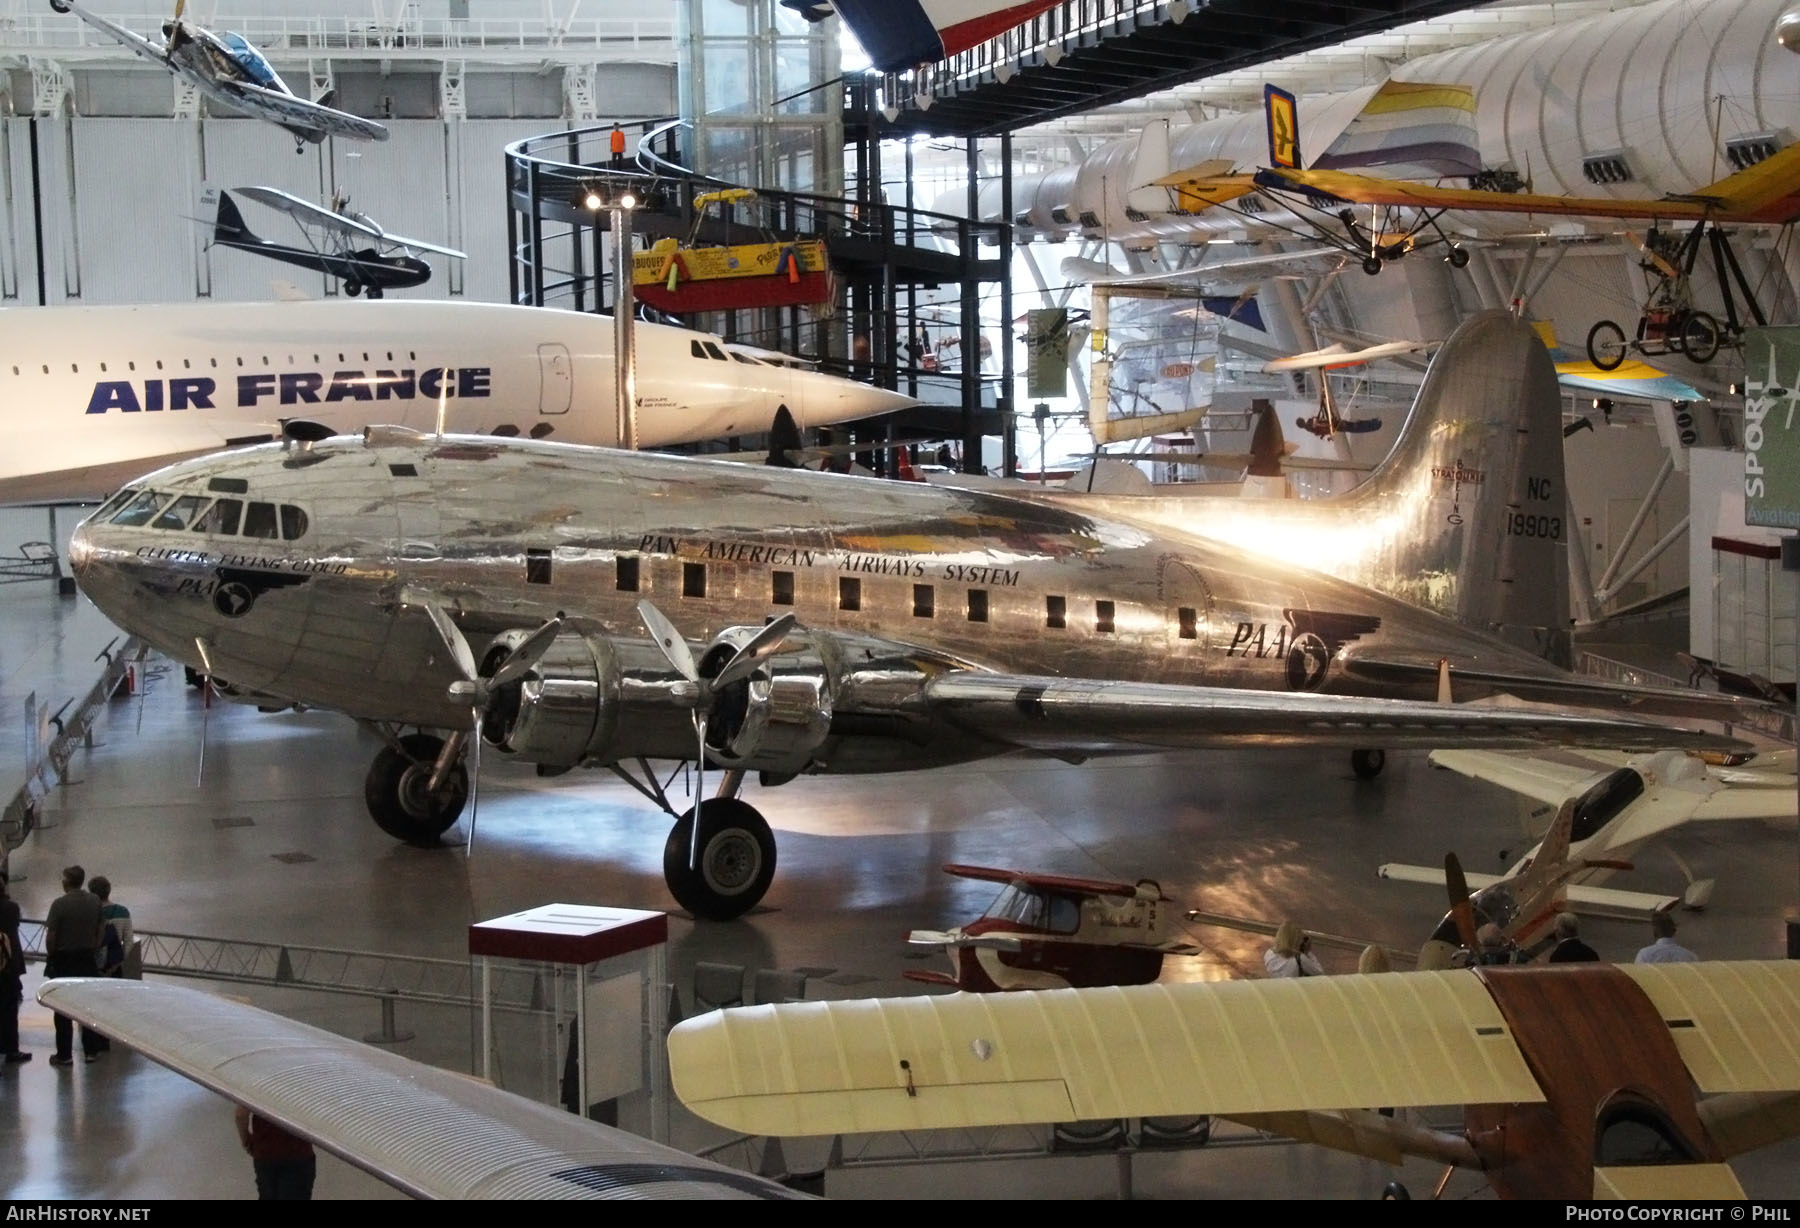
{"left": 365, "top": 732, "right": 467, "bottom": 846}
{"left": 1351, "top": 748, "right": 1386, "bottom": 780}
{"left": 664, "top": 797, "right": 777, "bottom": 921}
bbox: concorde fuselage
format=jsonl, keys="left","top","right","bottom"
{"left": 69, "top": 430, "right": 1574, "bottom": 775}
{"left": 0, "top": 299, "right": 912, "bottom": 503}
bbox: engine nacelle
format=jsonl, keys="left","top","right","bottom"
{"left": 698, "top": 627, "right": 833, "bottom": 775}
{"left": 481, "top": 623, "right": 835, "bottom": 775}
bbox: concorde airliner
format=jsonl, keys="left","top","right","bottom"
{"left": 0, "top": 299, "right": 913, "bottom": 504}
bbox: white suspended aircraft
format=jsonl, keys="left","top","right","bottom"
{"left": 38, "top": 980, "right": 806, "bottom": 1200}
{"left": 50, "top": 0, "right": 389, "bottom": 150}
{"left": 68, "top": 313, "right": 1767, "bottom": 921}
{"left": 1380, "top": 747, "right": 1798, "bottom": 916}
{"left": 0, "top": 299, "right": 915, "bottom": 504}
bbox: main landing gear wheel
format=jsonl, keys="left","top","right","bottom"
{"left": 1586, "top": 318, "right": 1628, "bottom": 371}
{"left": 344, "top": 281, "right": 362, "bottom": 297}
{"left": 1446, "top": 245, "right": 1470, "bottom": 268}
{"left": 365, "top": 732, "right": 467, "bottom": 846}
{"left": 1361, "top": 256, "right": 1383, "bottom": 276}
{"left": 663, "top": 797, "right": 777, "bottom": 921}
{"left": 1351, "top": 748, "right": 1386, "bottom": 780}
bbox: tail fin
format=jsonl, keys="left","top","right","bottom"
{"left": 1264, "top": 84, "right": 1300, "bottom": 169}
{"left": 211, "top": 189, "right": 256, "bottom": 245}
{"left": 1332, "top": 311, "right": 1570, "bottom": 661}
{"left": 1512, "top": 796, "right": 1577, "bottom": 906}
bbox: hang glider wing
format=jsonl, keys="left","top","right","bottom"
{"left": 1060, "top": 247, "right": 1342, "bottom": 288}
{"left": 1262, "top": 339, "right": 1430, "bottom": 373}
{"left": 1256, "top": 138, "right": 1800, "bottom": 226}
{"left": 56, "top": 1, "right": 170, "bottom": 66}
{"left": 36, "top": 979, "right": 806, "bottom": 1201}
{"left": 216, "top": 80, "right": 390, "bottom": 142}
{"left": 920, "top": 672, "right": 1744, "bottom": 756}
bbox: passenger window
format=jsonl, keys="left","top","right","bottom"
{"left": 1096, "top": 600, "right": 1115, "bottom": 634}
{"left": 242, "top": 502, "right": 279, "bottom": 539}
{"left": 690, "top": 340, "right": 707, "bottom": 359}
{"left": 151, "top": 494, "right": 209, "bottom": 531}
{"left": 772, "top": 570, "right": 795, "bottom": 605}
{"left": 195, "top": 499, "right": 242, "bottom": 536}
{"left": 913, "top": 584, "right": 934, "bottom": 619}
{"left": 683, "top": 562, "right": 707, "bottom": 599}
{"left": 1178, "top": 607, "right": 1197, "bottom": 639}
{"left": 838, "top": 577, "right": 861, "bottom": 612}
{"left": 526, "top": 548, "right": 552, "bottom": 585}
{"left": 1046, "top": 595, "right": 1066, "bottom": 629}
{"left": 615, "top": 555, "right": 640, "bottom": 592}
{"left": 967, "top": 589, "right": 988, "bottom": 623}
{"left": 110, "top": 491, "right": 170, "bottom": 527}
{"left": 279, "top": 506, "right": 308, "bottom": 540}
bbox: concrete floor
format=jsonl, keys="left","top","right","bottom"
{"left": 3, "top": 589, "right": 1799, "bottom": 1200}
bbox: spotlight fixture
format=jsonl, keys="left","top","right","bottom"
{"left": 583, "top": 187, "right": 603, "bottom": 211}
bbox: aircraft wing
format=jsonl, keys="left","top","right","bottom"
{"left": 1147, "top": 170, "right": 1263, "bottom": 213}
{"left": 57, "top": 0, "right": 170, "bottom": 66}
{"left": 235, "top": 186, "right": 386, "bottom": 241}
{"left": 36, "top": 979, "right": 805, "bottom": 1201}
{"left": 670, "top": 968, "right": 1548, "bottom": 1137}
{"left": 1685, "top": 788, "right": 1798, "bottom": 823}
{"left": 920, "top": 673, "right": 1744, "bottom": 755}
{"left": 215, "top": 80, "right": 390, "bottom": 142}
{"left": 1426, "top": 749, "right": 1602, "bottom": 807}
{"left": 1256, "top": 150, "right": 1800, "bottom": 225}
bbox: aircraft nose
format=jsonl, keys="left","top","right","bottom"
{"left": 789, "top": 370, "right": 917, "bottom": 429}
{"left": 67, "top": 519, "right": 94, "bottom": 579}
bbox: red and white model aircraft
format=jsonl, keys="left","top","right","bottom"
{"left": 905, "top": 864, "right": 1198, "bottom": 992}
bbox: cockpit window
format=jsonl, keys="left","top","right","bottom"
{"left": 702, "top": 342, "right": 728, "bottom": 361}
{"left": 110, "top": 490, "right": 170, "bottom": 527}
{"left": 242, "top": 502, "right": 279, "bottom": 540}
{"left": 93, "top": 489, "right": 135, "bottom": 522}
{"left": 690, "top": 340, "right": 707, "bottom": 359}
{"left": 1573, "top": 769, "right": 1646, "bottom": 843}
{"left": 731, "top": 351, "right": 761, "bottom": 364}
{"left": 280, "top": 505, "right": 309, "bottom": 541}
{"left": 151, "top": 494, "right": 210, "bottom": 531}
{"left": 194, "top": 499, "right": 242, "bottom": 536}
{"left": 1594, "top": 1094, "right": 1702, "bottom": 1166}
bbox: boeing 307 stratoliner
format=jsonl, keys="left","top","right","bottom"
{"left": 68, "top": 313, "right": 1766, "bottom": 919}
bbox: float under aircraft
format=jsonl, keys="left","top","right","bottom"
{"left": 0, "top": 298, "right": 914, "bottom": 504}
{"left": 904, "top": 864, "right": 1198, "bottom": 992}
{"left": 49, "top": 0, "right": 387, "bottom": 150}
{"left": 1381, "top": 747, "right": 1798, "bottom": 920}
{"left": 669, "top": 959, "right": 1800, "bottom": 1199}
{"left": 38, "top": 980, "right": 804, "bottom": 1200}
{"left": 70, "top": 313, "right": 1767, "bottom": 920}
{"left": 205, "top": 187, "right": 465, "bottom": 300}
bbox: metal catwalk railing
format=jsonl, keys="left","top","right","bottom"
{"left": 17, "top": 921, "right": 544, "bottom": 1015}
{"left": 1576, "top": 651, "right": 1796, "bottom": 744}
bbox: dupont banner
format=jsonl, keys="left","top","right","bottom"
{"left": 1744, "top": 326, "right": 1800, "bottom": 527}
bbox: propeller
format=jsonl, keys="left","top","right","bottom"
{"left": 635, "top": 599, "right": 796, "bottom": 866}
{"left": 420, "top": 603, "right": 563, "bottom": 853}
{"left": 1443, "top": 852, "right": 1480, "bottom": 954}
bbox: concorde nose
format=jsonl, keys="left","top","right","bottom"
{"left": 788, "top": 368, "right": 916, "bottom": 429}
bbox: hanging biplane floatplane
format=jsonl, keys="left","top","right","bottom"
{"left": 632, "top": 188, "right": 834, "bottom": 314}
{"left": 205, "top": 186, "right": 466, "bottom": 298}
{"left": 1154, "top": 82, "right": 1800, "bottom": 365}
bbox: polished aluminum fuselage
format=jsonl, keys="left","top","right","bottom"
{"left": 71, "top": 433, "right": 1576, "bottom": 773}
